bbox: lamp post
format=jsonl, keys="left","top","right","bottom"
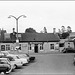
{"left": 8, "top": 15, "right": 26, "bottom": 47}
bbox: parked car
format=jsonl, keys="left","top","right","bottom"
{"left": 18, "top": 53, "right": 35, "bottom": 62}
{"left": 0, "top": 51, "right": 13, "bottom": 56}
{"left": 18, "top": 54, "right": 30, "bottom": 62}
{"left": 62, "top": 48, "right": 75, "bottom": 53}
{"left": 15, "top": 55, "right": 28, "bottom": 65}
{"left": 6, "top": 55, "right": 23, "bottom": 68}
{"left": 23, "top": 54, "right": 35, "bottom": 62}
{"left": 4, "top": 56, "right": 17, "bottom": 70}
{"left": 0, "top": 53, "right": 5, "bottom": 58}
{"left": 29, "top": 56, "right": 35, "bottom": 62}
{"left": 0, "top": 58, "right": 12, "bottom": 74}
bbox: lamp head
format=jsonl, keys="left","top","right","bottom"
{"left": 23, "top": 15, "right": 26, "bottom": 18}
{"left": 8, "top": 16, "right": 11, "bottom": 18}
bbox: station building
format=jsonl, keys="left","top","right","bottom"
{"left": 0, "top": 33, "right": 60, "bottom": 53}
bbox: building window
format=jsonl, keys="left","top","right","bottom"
{"left": 6, "top": 44, "right": 10, "bottom": 50}
{"left": 68, "top": 43, "right": 70, "bottom": 48}
{"left": 50, "top": 44, "right": 54, "bottom": 49}
{"left": 40, "top": 44, "right": 43, "bottom": 50}
{"left": 30, "top": 44, "right": 31, "bottom": 50}
{"left": 59, "top": 43, "right": 64, "bottom": 47}
{"left": 1, "top": 45, "right": 5, "bottom": 51}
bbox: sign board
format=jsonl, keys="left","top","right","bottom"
{"left": 30, "top": 42, "right": 43, "bottom": 44}
{"left": 16, "top": 34, "right": 21, "bottom": 38}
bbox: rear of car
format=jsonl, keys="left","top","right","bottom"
{"left": 7, "top": 55, "right": 23, "bottom": 68}
{"left": 18, "top": 53, "right": 35, "bottom": 62}
{"left": 15, "top": 55, "right": 28, "bottom": 65}
{"left": 4, "top": 56, "right": 16, "bottom": 70}
{"left": 0, "top": 58, "right": 11, "bottom": 74}
{"left": 18, "top": 55, "right": 29, "bottom": 64}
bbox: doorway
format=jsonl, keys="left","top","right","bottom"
{"left": 34, "top": 44, "right": 38, "bottom": 53}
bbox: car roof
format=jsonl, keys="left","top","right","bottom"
{"left": 0, "top": 58, "right": 8, "bottom": 60}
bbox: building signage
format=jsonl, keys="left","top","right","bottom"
{"left": 16, "top": 34, "right": 21, "bottom": 38}
{"left": 30, "top": 42, "right": 43, "bottom": 44}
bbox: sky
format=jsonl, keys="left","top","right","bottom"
{"left": 0, "top": 1, "right": 75, "bottom": 33}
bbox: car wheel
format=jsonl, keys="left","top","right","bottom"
{"left": 15, "top": 64, "right": 17, "bottom": 69}
{"left": 6, "top": 67, "right": 12, "bottom": 74}
{"left": 73, "top": 61, "right": 75, "bottom": 66}
{"left": 13, "top": 65, "right": 16, "bottom": 69}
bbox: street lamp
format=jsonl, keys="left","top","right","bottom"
{"left": 8, "top": 15, "right": 26, "bottom": 47}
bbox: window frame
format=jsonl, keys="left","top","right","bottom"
{"left": 40, "top": 44, "right": 43, "bottom": 50}
{"left": 6, "top": 44, "right": 10, "bottom": 50}
{"left": 50, "top": 44, "right": 54, "bottom": 49}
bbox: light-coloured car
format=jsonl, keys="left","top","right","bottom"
{"left": 14, "top": 54, "right": 28, "bottom": 65}
{"left": 1, "top": 51, "right": 13, "bottom": 56}
{"left": 17, "top": 55, "right": 29, "bottom": 65}
{"left": 0, "top": 58, "right": 12, "bottom": 74}
{"left": 5, "top": 56, "right": 17, "bottom": 70}
{"left": 20, "top": 53, "right": 35, "bottom": 62}
{"left": 18, "top": 54, "right": 30, "bottom": 62}
{"left": 7, "top": 55, "right": 23, "bottom": 68}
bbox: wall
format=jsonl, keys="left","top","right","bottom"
{"left": 0, "top": 42, "right": 60, "bottom": 53}
{"left": 44, "top": 42, "right": 59, "bottom": 53}
{"left": 64, "top": 42, "right": 74, "bottom": 49}
{"left": 0, "top": 42, "right": 28, "bottom": 53}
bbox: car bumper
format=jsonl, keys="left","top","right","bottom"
{"left": 16, "top": 64, "right": 23, "bottom": 67}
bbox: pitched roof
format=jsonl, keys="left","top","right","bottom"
{"left": 69, "top": 32, "right": 75, "bottom": 37}
{"left": 0, "top": 33, "right": 60, "bottom": 42}
{"left": 21, "top": 33, "right": 60, "bottom": 42}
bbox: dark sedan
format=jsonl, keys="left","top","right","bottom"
{"left": 62, "top": 48, "right": 75, "bottom": 53}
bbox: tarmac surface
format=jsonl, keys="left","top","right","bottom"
{"left": 3, "top": 53, "right": 75, "bottom": 75}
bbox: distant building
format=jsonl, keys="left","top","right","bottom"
{"left": 0, "top": 33, "right": 60, "bottom": 53}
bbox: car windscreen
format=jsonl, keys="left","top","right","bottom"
{"left": 6, "top": 57, "right": 15, "bottom": 61}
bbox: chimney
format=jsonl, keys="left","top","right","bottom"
{"left": 13, "top": 28, "right": 15, "bottom": 33}
{"left": 53, "top": 28, "right": 56, "bottom": 34}
{"left": 58, "top": 29, "right": 62, "bottom": 34}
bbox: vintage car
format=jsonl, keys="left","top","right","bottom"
{"left": 0, "top": 58, "right": 12, "bottom": 74}
{"left": 6, "top": 55, "right": 23, "bottom": 68}
{"left": 62, "top": 47, "right": 75, "bottom": 53}
{"left": 14, "top": 55, "right": 28, "bottom": 65}
{"left": 17, "top": 53, "right": 35, "bottom": 62}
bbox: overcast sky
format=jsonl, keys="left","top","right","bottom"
{"left": 0, "top": 1, "right": 75, "bottom": 33}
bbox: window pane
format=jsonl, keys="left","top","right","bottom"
{"left": 59, "top": 43, "right": 64, "bottom": 47}
{"left": 50, "top": 44, "right": 54, "bottom": 49}
{"left": 6, "top": 45, "right": 10, "bottom": 50}
{"left": 1, "top": 45, "right": 5, "bottom": 51}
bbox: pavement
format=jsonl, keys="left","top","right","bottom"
{"left": 4, "top": 53, "right": 75, "bottom": 75}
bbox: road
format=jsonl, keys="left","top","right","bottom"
{"left": 5, "top": 53, "right": 75, "bottom": 75}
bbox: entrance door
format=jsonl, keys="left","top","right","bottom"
{"left": 34, "top": 44, "right": 38, "bottom": 53}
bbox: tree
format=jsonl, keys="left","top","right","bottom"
{"left": 67, "top": 26, "right": 72, "bottom": 33}
{"left": 40, "top": 30, "right": 43, "bottom": 33}
{"left": 61, "top": 26, "right": 66, "bottom": 33}
{"left": 1, "top": 28, "right": 7, "bottom": 41}
{"left": 25, "top": 28, "right": 37, "bottom": 33}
